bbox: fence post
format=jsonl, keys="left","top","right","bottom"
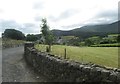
{"left": 46, "top": 46, "right": 49, "bottom": 52}
{"left": 64, "top": 48, "right": 67, "bottom": 59}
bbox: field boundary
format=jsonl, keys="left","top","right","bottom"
{"left": 24, "top": 42, "right": 120, "bottom": 82}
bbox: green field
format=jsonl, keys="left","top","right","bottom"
{"left": 35, "top": 44, "right": 118, "bottom": 68}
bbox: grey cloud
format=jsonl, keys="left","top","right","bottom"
{"left": 49, "top": 9, "right": 79, "bottom": 22}
{"left": 33, "top": 1, "right": 44, "bottom": 9}
{"left": 0, "top": 9, "right": 3, "bottom": 13}
{"left": 34, "top": 16, "right": 42, "bottom": 22}
{"left": 84, "top": 10, "right": 118, "bottom": 25}
{"left": 23, "top": 23, "right": 35, "bottom": 28}
{"left": 98, "top": 10, "right": 117, "bottom": 18}
{"left": 61, "top": 10, "right": 118, "bottom": 29}
{"left": 0, "top": 20, "right": 38, "bottom": 34}
{"left": 95, "top": 10, "right": 117, "bottom": 23}
{"left": 48, "top": 16, "right": 59, "bottom": 22}
{"left": 62, "top": 23, "right": 83, "bottom": 29}
{"left": 59, "top": 9, "right": 78, "bottom": 19}
{"left": 21, "top": 27, "right": 35, "bottom": 33}
{"left": 0, "top": 20, "right": 21, "bottom": 32}
{"left": 86, "top": 18, "right": 117, "bottom": 25}
{"left": 118, "top": 3, "right": 120, "bottom": 20}
{"left": 21, "top": 23, "right": 38, "bottom": 33}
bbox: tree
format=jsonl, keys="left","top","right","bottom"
{"left": 117, "top": 35, "right": 120, "bottom": 42}
{"left": 26, "top": 34, "right": 38, "bottom": 41}
{"left": 89, "top": 36, "right": 101, "bottom": 45}
{"left": 3, "top": 29, "right": 25, "bottom": 40}
{"left": 85, "top": 38, "right": 94, "bottom": 46}
{"left": 40, "top": 18, "right": 54, "bottom": 52}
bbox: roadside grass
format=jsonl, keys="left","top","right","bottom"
{"left": 35, "top": 44, "right": 118, "bottom": 68}
{"left": 2, "top": 38, "right": 25, "bottom": 48}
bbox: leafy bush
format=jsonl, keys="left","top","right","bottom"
{"left": 79, "top": 42, "right": 85, "bottom": 46}
{"left": 85, "top": 39, "right": 94, "bottom": 46}
{"left": 91, "top": 43, "right": 120, "bottom": 47}
{"left": 26, "top": 34, "right": 38, "bottom": 41}
{"left": 3, "top": 29, "right": 25, "bottom": 40}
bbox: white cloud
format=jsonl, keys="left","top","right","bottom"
{"left": 0, "top": 0, "right": 119, "bottom": 35}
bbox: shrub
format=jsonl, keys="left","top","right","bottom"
{"left": 91, "top": 43, "right": 120, "bottom": 47}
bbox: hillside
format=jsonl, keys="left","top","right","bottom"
{"left": 52, "top": 21, "right": 119, "bottom": 39}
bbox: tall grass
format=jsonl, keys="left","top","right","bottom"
{"left": 2, "top": 38, "right": 25, "bottom": 48}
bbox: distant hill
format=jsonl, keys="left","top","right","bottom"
{"left": 52, "top": 21, "right": 119, "bottom": 39}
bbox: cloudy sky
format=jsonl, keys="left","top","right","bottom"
{"left": 0, "top": 0, "right": 119, "bottom": 36}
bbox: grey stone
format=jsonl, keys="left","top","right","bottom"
{"left": 24, "top": 44, "right": 120, "bottom": 82}
{"left": 113, "top": 68, "right": 118, "bottom": 71}
{"left": 117, "top": 69, "right": 120, "bottom": 72}
{"left": 101, "top": 70, "right": 110, "bottom": 76}
{"left": 109, "top": 73, "right": 117, "bottom": 82}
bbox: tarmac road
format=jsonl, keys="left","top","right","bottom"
{"left": 0, "top": 45, "right": 2, "bottom": 83}
{"left": 2, "top": 46, "right": 48, "bottom": 82}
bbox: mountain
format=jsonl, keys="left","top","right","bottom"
{"left": 52, "top": 21, "right": 119, "bottom": 39}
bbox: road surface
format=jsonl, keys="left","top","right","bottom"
{"left": 2, "top": 46, "right": 48, "bottom": 82}
{"left": 0, "top": 45, "right": 2, "bottom": 83}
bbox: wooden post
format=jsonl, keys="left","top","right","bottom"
{"left": 64, "top": 48, "right": 67, "bottom": 59}
{"left": 46, "top": 46, "right": 49, "bottom": 52}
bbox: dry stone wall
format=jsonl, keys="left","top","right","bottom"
{"left": 24, "top": 43, "right": 120, "bottom": 83}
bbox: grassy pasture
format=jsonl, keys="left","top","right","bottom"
{"left": 35, "top": 44, "right": 118, "bottom": 68}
